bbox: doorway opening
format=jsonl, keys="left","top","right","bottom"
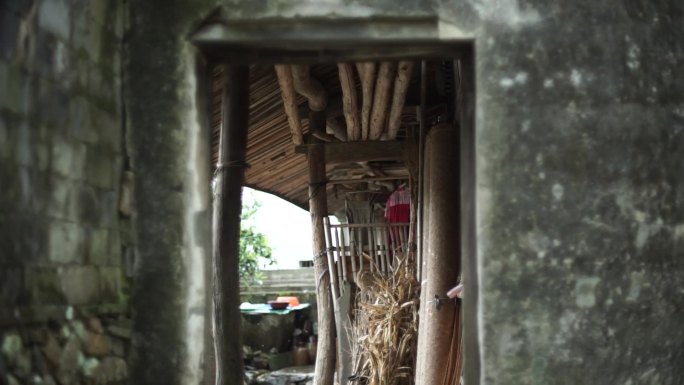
{"left": 200, "top": 25, "right": 477, "bottom": 385}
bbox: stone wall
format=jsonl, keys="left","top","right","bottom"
{"left": 0, "top": 0, "right": 130, "bottom": 384}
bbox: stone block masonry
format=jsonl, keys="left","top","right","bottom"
{"left": 0, "top": 314, "right": 132, "bottom": 385}
{"left": 0, "top": 1, "right": 132, "bottom": 384}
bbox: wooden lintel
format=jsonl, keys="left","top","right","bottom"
{"left": 294, "top": 140, "right": 404, "bottom": 164}
{"left": 327, "top": 175, "right": 408, "bottom": 185}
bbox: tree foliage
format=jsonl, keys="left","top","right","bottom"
{"left": 239, "top": 199, "right": 274, "bottom": 283}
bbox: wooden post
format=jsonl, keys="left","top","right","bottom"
{"left": 415, "top": 123, "right": 461, "bottom": 385}
{"left": 212, "top": 65, "right": 249, "bottom": 385}
{"left": 308, "top": 110, "right": 336, "bottom": 385}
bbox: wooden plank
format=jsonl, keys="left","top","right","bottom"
{"left": 338, "top": 63, "right": 361, "bottom": 141}
{"left": 295, "top": 140, "right": 404, "bottom": 164}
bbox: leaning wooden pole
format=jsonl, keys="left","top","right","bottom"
{"left": 356, "top": 62, "right": 376, "bottom": 140}
{"left": 338, "top": 63, "right": 361, "bottom": 141}
{"left": 369, "top": 62, "right": 396, "bottom": 140}
{"left": 212, "top": 65, "right": 249, "bottom": 385}
{"left": 275, "top": 65, "right": 304, "bottom": 145}
{"left": 387, "top": 61, "right": 414, "bottom": 140}
{"left": 308, "top": 110, "right": 336, "bottom": 385}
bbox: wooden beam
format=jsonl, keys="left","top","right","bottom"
{"left": 295, "top": 140, "right": 404, "bottom": 164}
{"left": 327, "top": 175, "right": 408, "bottom": 185}
{"left": 274, "top": 64, "right": 304, "bottom": 145}
{"left": 356, "top": 62, "right": 376, "bottom": 140}
{"left": 326, "top": 118, "right": 348, "bottom": 141}
{"left": 292, "top": 64, "right": 327, "bottom": 111}
{"left": 338, "top": 63, "right": 361, "bottom": 141}
{"left": 212, "top": 65, "right": 249, "bottom": 385}
{"left": 369, "top": 61, "right": 396, "bottom": 140}
{"left": 387, "top": 61, "right": 414, "bottom": 140}
{"left": 298, "top": 95, "right": 343, "bottom": 120}
{"left": 307, "top": 111, "right": 336, "bottom": 385}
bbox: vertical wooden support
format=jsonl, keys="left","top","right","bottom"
{"left": 212, "top": 65, "right": 249, "bottom": 385}
{"left": 417, "top": 60, "right": 427, "bottom": 283}
{"left": 415, "top": 124, "right": 461, "bottom": 385}
{"left": 324, "top": 217, "right": 340, "bottom": 300}
{"left": 307, "top": 110, "right": 336, "bottom": 385}
{"left": 334, "top": 227, "right": 344, "bottom": 287}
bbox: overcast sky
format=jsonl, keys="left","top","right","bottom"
{"left": 242, "top": 187, "right": 312, "bottom": 270}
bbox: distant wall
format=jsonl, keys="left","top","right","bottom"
{"left": 241, "top": 268, "right": 317, "bottom": 296}
{"left": 241, "top": 267, "right": 318, "bottom": 326}
{"left": 0, "top": 0, "right": 130, "bottom": 384}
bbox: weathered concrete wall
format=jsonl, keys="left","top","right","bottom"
{"left": 124, "top": 1, "right": 213, "bottom": 385}
{"left": 0, "top": 0, "right": 130, "bottom": 384}
{"left": 463, "top": 2, "right": 684, "bottom": 384}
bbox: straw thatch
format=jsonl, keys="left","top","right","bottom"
{"left": 348, "top": 254, "right": 419, "bottom": 385}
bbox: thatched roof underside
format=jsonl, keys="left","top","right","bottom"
{"left": 212, "top": 62, "right": 451, "bottom": 214}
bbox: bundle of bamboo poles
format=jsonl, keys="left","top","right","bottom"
{"left": 348, "top": 253, "right": 419, "bottom": 385}
{"left": 275, "top": 61, "right": 414, "bottom": 146}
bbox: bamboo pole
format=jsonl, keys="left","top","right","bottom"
{"left": 369, "top": 62, "right": 396, "bottom": 140}
{"left": 367, "top": 226, "right": 375, "bottom": 272}
{"left": 339, "top": 225, "right": 349, "bottom": 282}
{"left": 338, "top": 63, "right": 361, "bottom": 141}
{"left": 387, "top": 61, "right": 414, "bottom": 140}
{"left": 356, "top": 62, "right": 376, "bottom": 140}
{"left": 382, "top": 227, "right": 390, "bottom": 273}
{"left": 307, "top": 111, "right": 336, "bottom": 385}
{"left": 334, "top": 227, "right": 344, "bottom": 289}
{"left": 350, "top": 231, "right": 358, "bottom": 280}
{"left": 274, "top": 65, "right": 304, "bottom": 145}
{"left": 324, "top": 217, "right": 340, "bottom": 300}
{"left": 212, "top": 65, "right": 249, "bottom": 385}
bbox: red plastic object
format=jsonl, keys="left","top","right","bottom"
{"left": 276, "top": 296, "right": 300, "bottom": 307}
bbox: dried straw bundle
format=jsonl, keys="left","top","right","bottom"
{"left": 349, "top": 253, "right": 419, "bottom": 385}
